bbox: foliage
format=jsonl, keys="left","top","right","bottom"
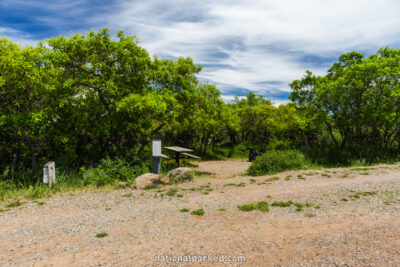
{"left": 82, "top": 157, "right": 146, "bottom": 187}
{"left": 190, "top": 208, "right": 205, "bottom": 216}
{"left": 248, "top": 150, "right": 305, "bottom": 176}
{"left": 237, "top": 203, "right": 256, "bottom": 211}
{"left": 290, "top": 48, "right": 400, "bottom": 162}
{"left": 1, "top": 28, "right": 400, "bottom": 193}
{"left": 95, "top": 232, "right": 108, "bottom": 238}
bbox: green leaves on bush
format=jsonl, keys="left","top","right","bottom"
{"left": 238, "top": 201, "right": 269, "bottom": 212}
{"left": 247, "top": 150, "right": 305, "bottom": 176}
{"left": 191, "top": 208, "right": 205, "bottom": 216}
{"left": 82, "top": 157, "right": 148, "bottom": 187}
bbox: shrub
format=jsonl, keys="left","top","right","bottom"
{"left": 95, "top": 232, "right": 108, "bottom": 238}
{"left": 247, "top": 150, "right": 305, "bottom": 176}
{"left": 6, "top": 199, "right": 24, "bottom": 208}
{"left": 255, "top": 201, "right": 269, "bottom": 212}
{"left": 271, "top": 201, "right": 293, "bottom": 207}
{"left": 166, "top": 188, "right": 178, "bottom": 196}
{"left": 191, "top": 208, "right": 205, "bottom": 216}
{"left": 237, "top": 203, "right": 256, "bottom": 211}
{"left": 82, "top": 157, "right": 148, "bottom": 187}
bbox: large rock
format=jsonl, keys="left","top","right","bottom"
{"left": 135, "top": 173, "right": 160, "bottom": 189}
{"left": 167, "top": 167, "right": 194, "bottom": 183}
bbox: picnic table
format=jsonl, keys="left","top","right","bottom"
{"left": 164, "top": 146, "right": 200, "bottom": 166}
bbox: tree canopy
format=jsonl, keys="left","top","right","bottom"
{"left": 1, "top": 29, "right": 400, "bottom": 183}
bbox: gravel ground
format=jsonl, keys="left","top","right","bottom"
{"left": 1, "top": 161, "right": 400, "bottom": 266}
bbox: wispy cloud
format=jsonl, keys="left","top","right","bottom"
{"left": 100, "top": 0, "right": 400, "bottom": 102}
{"left": 2, "top": 0, "right": 400, "bottom": 102}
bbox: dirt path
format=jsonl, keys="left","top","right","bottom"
{"left": 1, "top": 161, "right": 400, "bottom": 266}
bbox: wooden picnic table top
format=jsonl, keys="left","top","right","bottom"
{"left": 164, "top": 146, "right": 193, "bottom": 153}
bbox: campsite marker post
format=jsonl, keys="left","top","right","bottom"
{"left": 43, "top": 161, "right": 56, "bottom": 187}
{"left": 152, "top": 140, "right": 161, "bottom": 174}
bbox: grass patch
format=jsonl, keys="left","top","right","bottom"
{"left": 224, "top": 182, "right": 246, "bottom": 187}
{"left": 341, "top": 198, "right": 348, "bottom": 202}
{"left": 284, "top": 175, "right": 292, "bottom": 180}
{"left": 249, "top": 179, "right": 256, "bottom": 184}
{"left": 297, "top": 175, "right": 305, "bottom": 180}
{"left": 6, "top": 199, "right": 24, "bottom": 208}
{"left": 305, "top": 213, "right": 316, "bottom": 217}
{"left": 180, "top": 208, "right": 189, "bottom": 212}
{"left": 95, "top": 232, "right": 108, "bottom": 238}
{"left": 122, "top": 193, "right": 132, "bottom": 197}
{"left": 294, "top": 203, "right": 303, "bottom": 211}
{"left": 265, "top": 177, "right": 279, "bottom": 182}
{"left": 105, "top": 207, "right": 111, "bottom": 211}
{"left": 201, "top": 191, "right": 209, "bottom": 195}
{"left": 255, "top": 201, "right": 269, "bottom": 212}
{"left": 271, "top": 201, "right": 293, "bottom": 207}
{"left": 237, "top": 203, "right": 256, "bottom": 211}
{"left": 176, "top": 194, "right": 184, "bottom": 198}
{"left": 266, "top": 194, "right": 272, "bottom": 198}
{"left": 351, "top": 167, "right": 374, "bottom": 171}
{"left": 166, "top": 188, "right": 179, "bottom": 196}
{"left": 349, "top": 191, "right": 377, "bottom": 199}
{"left": 191, "top": 208, "right": 205, "bottom": 216}
{"left": 34, "top": 200, "right": 45, "bottom": 206}
{"left": 218, "top": 208, "right": 226, "bottom": 211}
{"left": 321, "top": 173, "right": 331, "bottom": 178}
{"left": 144, "top": 184, "right": 160, "bottom": 190}
{"left": 305, "top": 202, "right": 314, "bottom": 207}
{"left": 314, "top": 205, "right": 321, "bottom": 209}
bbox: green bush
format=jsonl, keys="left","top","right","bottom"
{"left": 82, "top": 157, "right": 148, "bottom": 187}
{"left": 191, "top": 208, "right": 205, "bottom": 216}
{"left": 237, "top": 203, "right": 256, "bottom": 211}
{"left": 247, "top": 150, "right": 305, "bottom": 176}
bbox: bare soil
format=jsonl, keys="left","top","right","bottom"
{"left": 1, "top": 160, "right": 400, "bottom": 266}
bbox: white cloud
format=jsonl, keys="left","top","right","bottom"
{"left": 101, "top": 0, "right": 400, "bottom": 97}
{"left": 3, "top": 0, "right": 400, "bottom": 98}
{"left": 0, "top": 27, "right": 38, "bottom": 47}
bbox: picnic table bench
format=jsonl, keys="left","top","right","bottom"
{"left": 164, "top": 146, "right": 200, "bottom": 166}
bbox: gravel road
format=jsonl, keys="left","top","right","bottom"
{"left": 1, "top": 160, "right": 400, "bottom": 266}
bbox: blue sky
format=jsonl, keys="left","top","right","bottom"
{"left": 2, "top": 0, "right": 400, "bottom": 104}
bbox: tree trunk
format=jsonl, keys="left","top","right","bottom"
{"left": 10, "top": 148, "right": 19, "bottom": 178}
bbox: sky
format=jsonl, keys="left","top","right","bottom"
{"left": 1, "top": 0, "right": 400, "bottom": 104}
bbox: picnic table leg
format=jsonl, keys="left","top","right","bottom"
{"left": 175, "top": 152, "right": 180, "bottom": 167}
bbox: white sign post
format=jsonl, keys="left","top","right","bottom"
{"left": 152, "top": 140, "right": 161, "bottom": 174}
{"left": 43, "top": 161, "right": 56, "bottom": 187}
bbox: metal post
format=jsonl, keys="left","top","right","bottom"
{"left": 152, "top": 140, "right": 161, "bottom": 174}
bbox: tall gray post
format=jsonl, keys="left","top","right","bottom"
{"left": 152, "top": 140, "right": 161, "bottom": 174}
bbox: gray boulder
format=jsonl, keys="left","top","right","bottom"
{"left": 135, "top": 173, "right": 160, "bottom": 189}
{"left": 167, "top": 167, "right": 194, "bottom": 183}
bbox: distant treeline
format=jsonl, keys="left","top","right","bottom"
{"left": 1, "top": 29, "right": 400, "bottom": 181}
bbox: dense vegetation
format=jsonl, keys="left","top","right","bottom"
{"left": 1, "top": 29, "right": 400, "bottom": 189}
